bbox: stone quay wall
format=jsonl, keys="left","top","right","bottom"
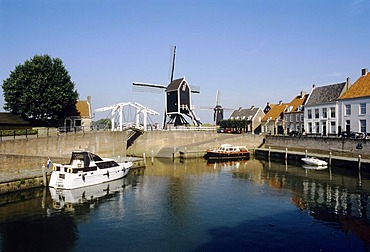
{"left": 127, "top": 131, "right": 264, "bottom": 157}
{"left": 0, "top": 131, "right": 128, "bottom": 168}
{"left": 265, "top": 135, "right": 370, "bottom": 159}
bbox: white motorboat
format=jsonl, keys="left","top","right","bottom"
{"left": 49, "top": 151, "right": 132, "bottom": 189}
{"left": 301, "top": 156, "right": 328, "bottom": 166}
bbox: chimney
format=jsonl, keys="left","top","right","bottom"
{"left": 279, "top": 100, "right": 282, "bottom": 105}
{"left": 346, "top": 77, "right": 351, "bottom": 91}
{"left": 87, "top": 96, "right": 91, "bottom": 105}
{"left": 238, "top": 107, "right": 242, "bottom": 111}
{"left": 362, "top": 68, "right": 368, "bottom": 76}
{"left": 312, "top": 84, "right": 316, "bottom": 89}
{"left": 250, "top": 105, "right": 255, "bottom": 109}
{"left": 300, "top": 90, "right": 306, "bottom": 98}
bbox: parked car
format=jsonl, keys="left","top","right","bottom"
{"left": 288, "top": 131, "right": 301, "bottom": 137}
{"left": 340, "top": 131, "right": 363, "bottom": 139}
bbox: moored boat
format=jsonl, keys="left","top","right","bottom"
{"left": 203, "top": 144, "right": 249, "bottom": 161}
{"left": 49, "top": 151, "right": 132, "bottom": 190}
{"left": 301, "top": 156, "right": 328, "bottom": 166}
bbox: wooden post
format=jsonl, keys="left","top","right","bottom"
{"left": 143, "top": 152, "right": 146, "bottom": 166}
{"left": 285, "top": 148, "right": 288, "bottom": 160}
{"left": 151, "top": 150, "right": 154, "bottom": 165}
{"left": 268, "top": 146, "right": 271, "bottom": 158}
{"left": 305, "top": 150, "right": 307, "bottom": 158}
{"left": 329, "top": 152, "right": 332, "bottom": 167}
{"left": 358, "top": 155, "right": 361, "bottom": 170}
{"left": 42, "top": 165, "right": 47, "bottom": 187}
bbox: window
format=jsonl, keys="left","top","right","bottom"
{"left": 307, "top": 109, "right": 312, "bottom": 119}
{"left": 300, "top": 114, "right": 304, "bottom": 122}
{"left": 296, "top": 114, "right": 300, "bottom": 122}
{"left": 285, "top": 115, "right": 289, "bottom": 122}
{"left": 315, "top": 109, "right": 319, "bottom": 119}
{"left": 308, "top": 122, "right": 312, "bottom": 133}
{"left": 290, "top": 115, "right": 293, "bottom": 122}
{"left": 322, "top": 108, "right": 327, "bottom": 118}
{"left": 330, "top": 107, "right": 335, "bottom": 118}
{"left": 360, "top": 120, "right": 366, "bottom": 133}
{"left": 345, "top": 104, "right": 351, "bottom": 116}
{"left": 360, "top": 103, "right": 366, "bottom": 115}
{"left": 315, "top": 122, "right": 320, "bottom": 133}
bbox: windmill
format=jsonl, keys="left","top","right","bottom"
{"left": 200, "top": 90, "right": 234, "bottom": 125}
{"left": 132, "top": 46, "right": 202, "bottom": 129}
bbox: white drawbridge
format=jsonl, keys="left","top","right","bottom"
{"left": 94, "top": 102, "right": 159, "bottom": 131}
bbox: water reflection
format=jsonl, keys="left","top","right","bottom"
{"left": 257, "top": 159, "right": 370, "bottom": 245}
{"left": 0, "top": 158, "right": 369, "bottom": 251}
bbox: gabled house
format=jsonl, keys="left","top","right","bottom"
{"left": 304, "top": 79, "right": 350, "bottom": 136}
{"left": 62, "top": 96, "right": 92, "bottom": 132}
{"left": 284, "top": 91, "right": 309, "bottom": 134}
{"left": 261, "top": 101, "right": 289, "bottom": 135}
{"left": 229, "top": 105, "right": 265, "bottom": 134}
{"left": 338, "top": 68, "right": 370, "bottom": 135}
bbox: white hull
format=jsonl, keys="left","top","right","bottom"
{"left": 301, "top": 157, "right": 328, "bottom": 166}
{"left": 49, "top": 163, "right": 131, "bottom": 189}
{"left": 48, "top": 151, "right": 132, "bottom": 189}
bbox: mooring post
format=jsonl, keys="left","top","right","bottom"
{"left": 305, "top": 150, "right": 307, "bottom": 158}
{"left": 143, "top": 152, "right": 146, "bottom": 166}
{"left": 358, "top": 155, "right": 361, "bottom": 170}
{"left": 285, "top": 148, "right": 288, "bottom": 160}
{"left": 329, "top": 152, "right": 332, "bottom": 167}
{"left": 42, "top": 165, "right": 47, "bottom": 187}
{"left": 268, "top": 146, "right": 271, "bottom": 158}
{"left": 151, "top": 150, "right": 154, "bottom": 165}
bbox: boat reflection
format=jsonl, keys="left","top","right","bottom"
{"left": 302, "top": 164, "right": 328, "bottom": 170}
{"left": 50, "top": 176, "right": 133, "bottom": 211}
{"left": 206, "top": 160, "right": 249, "bottom": 170}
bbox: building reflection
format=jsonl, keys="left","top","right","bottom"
{"left": 250, "top": 159, "right": 370, "bottom": 246}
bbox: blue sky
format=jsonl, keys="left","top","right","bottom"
{"left": 1, "top": 0, "right": 370, "bottom": 125}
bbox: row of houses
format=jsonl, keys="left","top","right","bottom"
{"left": 229, "top": 68, "right": 370, "bottom": 136}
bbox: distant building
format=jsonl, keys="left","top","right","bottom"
{"left": 229, "top": 106, "right": 265, "bottom": 134}
{"left": 61, "top": 96, "right": 92, "bottom": 132}
{"left": 261, "top": 101, "right": 289, "bottom": 135}
{"left": 338, "top": 68, "right": 370, "bottom": 134}
{"left": 0, "top": 112, "right": 31, "bottom": 130}
{"left": 284, "top": 91, "right": 309, "bottom": 134}
{"left": 304, "top": 79, "right": 350, "bottom": 136}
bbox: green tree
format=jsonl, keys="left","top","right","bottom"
{"left": 2, "top": 55, "right": 78, "bottom": 125}
{"left": 92, "top": 118, "right": 112, "bottom": 130}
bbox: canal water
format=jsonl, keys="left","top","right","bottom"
{"left": 0, "top": 158, "right": 369, "bottom": 252}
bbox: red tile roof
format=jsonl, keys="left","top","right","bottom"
{"left": 76, "top": 100, "right": 91, "bottom": 118}
{"left": 262, "top": 102, "right": 288, "bottom": 121}
{"left": 339, "top": 73, "right": 370, "bottom": 99}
